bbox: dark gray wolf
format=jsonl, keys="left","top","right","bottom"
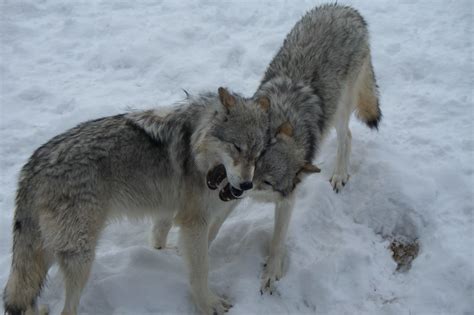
{"left": 3, "top": 88, "right": 271, "bottom": 315}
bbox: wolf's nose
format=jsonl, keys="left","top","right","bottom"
{"left": 240, "top": 181, "right": 253, "bottom": 191}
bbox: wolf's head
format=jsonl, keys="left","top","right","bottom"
{"left": 254, "top": 122, "right": 320, "bottom": 198}
{"left": 197, "top": 87, "right": 270, "bottom": 196}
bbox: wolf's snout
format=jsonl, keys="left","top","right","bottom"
{"left": 240, "top": 181, "right": 253, "bottom": 191}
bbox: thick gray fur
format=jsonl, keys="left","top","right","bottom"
{"left": 254, "top": 3, "right": 381, "bottom": 195}
{"left": 3, "top": 91, "right": 269, "bottom": 315}
{"left": 247, "top": 4, "right": 381, "bottom": 294}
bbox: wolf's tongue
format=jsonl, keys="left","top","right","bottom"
{"left": 206, "top": 164, "right": 226, "bottom": 190}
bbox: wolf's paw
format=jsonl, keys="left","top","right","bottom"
{"left": 150, "top": 222, "right": 172, "bottom": 250}
{"left": 330, "top": 173, "right": 350, "bottom": 193}
{"left": 152, "top": 239, "right": 167, "bottom": 250}
{"left": 196, "top": 292, "right": 232, "bottom": 315}
{"left": 25, "top": 304, "right": 49, "bottom": 315}
{"left": 38, "top": 305, "right": 50, "bottom": 315}
{"left": 153, "top": 244, "right": 178, "bottom": 252}
{"left": 260, "top": 257, "right": 283, "bottom": 295}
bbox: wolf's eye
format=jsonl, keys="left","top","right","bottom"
{"left": 233, "top": 144, "right": 241, "bottom": 152}
{"left": 263, "top": 180, "right": 272, "bottom": 186}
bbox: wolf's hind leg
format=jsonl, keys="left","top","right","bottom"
{"left": 330, "top": 86, "right": 353, "bottom": 192}
{"left": 45, "top": 204, "right": 103, "bottom": 315}
{"left": 151, "top": 212, "right": 174, "bottom": 250}
{"left": 58, "top": 250, "right": 95, "bottom": 315}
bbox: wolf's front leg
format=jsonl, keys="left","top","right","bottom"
{"left": 151, "top": 212, "right": 173, "bottom": 250}
{"left": 179, "top": 219, "right": 232, "bottom": 315}
{"left": 208, "top": 202, "right": 238, "bottom": 246}
{"left": 261, "top": 195, "right": 295, "bottom": 294}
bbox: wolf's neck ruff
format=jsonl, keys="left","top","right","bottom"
{"left": 126, "top": 93, "right": 223, "bottom": 178}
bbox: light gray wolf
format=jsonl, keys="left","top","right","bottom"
{"left": 253, "top": 3, "right": 381, "bottom": 293}
{"left": 3, "top": 87, "right": 271, "bottom": 315}
{"left": 203, "top": 4, "right": 381, "bottom": 294}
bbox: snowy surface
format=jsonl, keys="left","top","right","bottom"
{"left": 1, "top": 0, "right": 473, "bottom": 314}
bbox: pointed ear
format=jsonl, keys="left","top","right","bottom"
{"left": 301, "top": 163, "right": 321, "bottom": 173}
{"left": 257, "top": 96, "right": 270, "bottom": 111}
{"left": 218, "top": 87, "right": 236, "bottom": 109}
{"left": 277, "top": 121, "right": 293, "bottom": 137}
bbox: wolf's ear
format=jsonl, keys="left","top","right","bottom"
{"left": 301, "top": 163, "right": 321, "bottom": 173}
{"left": 276, "top": 121, "right": 293, "bottom": 138}
{"left": 257, "top": 96, "right": 270, "bottom": 111}
{"left": 218, "top": 87, "right": 236, "bottom": 110}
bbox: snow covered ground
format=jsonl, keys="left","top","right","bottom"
{"left": 1, "top": 0, "right": 472, "bottom": 314}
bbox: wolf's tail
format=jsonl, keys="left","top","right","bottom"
{"left": 3, "top": 185, "right": 49, "bottom": 315}
{"left": 355, "top": 55, "right": 382, "bottom": 130}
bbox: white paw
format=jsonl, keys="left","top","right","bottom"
{"left": 260, "top": 256, "right": 283, "bottom": 295}
{"left": 39, "top": 305, "right": 50, "bottom": 315}
{"left": 150, "top": 219, "right": 172, "bottom": 250}
{"left": 150, "top": 229, "right": 172, "bottom": 250}
{"left": 152, "top": 239, "right": 167, "bottom": 250}
{"left": 25, "top": 304, "right": 49, "bottom": 315}
{"left": 330, "top": 173, "right": 350, "bottom": 193}
{"left": 195, "top": 292, "right": 232, "bottom": 315}
{"left": 154, "top": 244, "right": 179, "bottom": 253}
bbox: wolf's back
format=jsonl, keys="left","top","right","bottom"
{"left": 262, "top": 4, "right": 369, "bottom": 84}
{"left": 262, "top": 4, "right": 381, "bottom": 129}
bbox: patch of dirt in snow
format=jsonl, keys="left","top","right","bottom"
{"left": 389, "top": 238, "right": 420, "bottom": 272}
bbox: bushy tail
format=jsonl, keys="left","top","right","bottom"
{"left": 355, "top": 56, "right": 382, "bottom": 130}
{"left": 3, "top": 196, "right": 49, "bottom": 315}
